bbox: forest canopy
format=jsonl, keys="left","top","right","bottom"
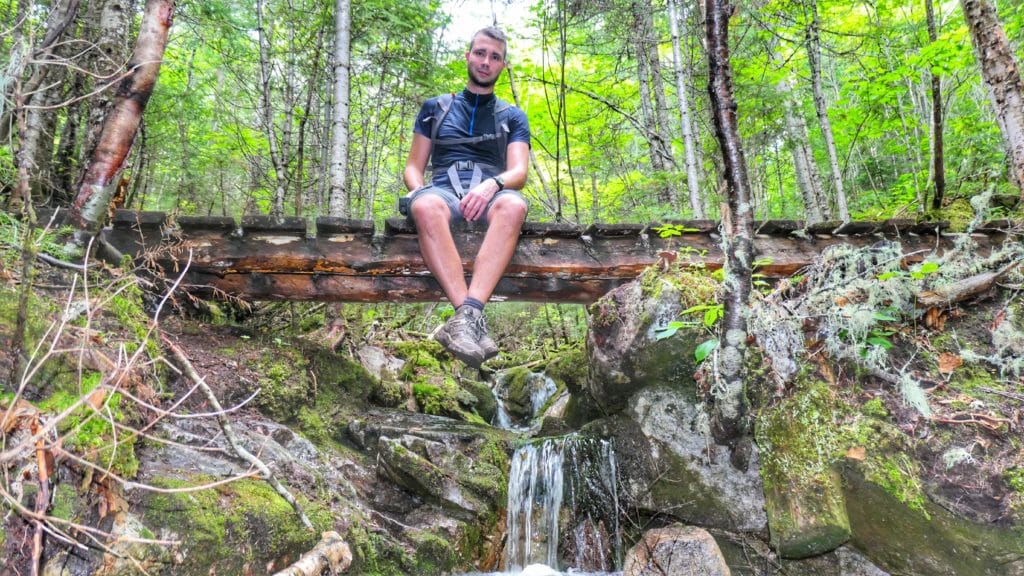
{"left": 2, "top": 0, "right": 1024, "bottom": 226}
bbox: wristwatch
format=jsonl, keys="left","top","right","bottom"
{"left": 492, "top": 175, "right": 506, "bottom": 191}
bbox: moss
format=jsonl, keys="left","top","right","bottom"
{"left": 370, "top": 378, "right": 404, "bottom": 408}
{"left": 296, "top": 406, "right": 330, "bottom": 446}
{"left": 254, "top": 347, "right": 311, "bottom": 421}
{"left": 50, "top": 484, "right": 80, "bottom": 522}
{"left": 412, "top": 379, "right": 467, "bottom": 417}
{"left": 145, "top": 475, "right": 332, "bottom": 575}
{"left": 544, "top": 347, "right": 587, "bottom": 392}
{"left": 411, "top": 530, "right": 457, "bottom": 575}
{"left": 588, "top": 296, "right": 619, "bottom": 329}
{"left": 861, "top": 397, "right": 889, "bottom": 418}
{"left": 756, "top": 378, "right": 844, "bottom": 492}
{"left": 0, "top": 285, "right": 52, "bottom": 358}
{"left": 346, "top": 524, "right": 413, "bottom": 575}
{"left": 391, "top": 340, "right": 444, "bottom": 373}
{"left": 39, "top": 373, "right": 140, "bottom": 478}
{"left": 1004, "top": 467, "right": 1024, "bottom": 493}
{"left": 639, "top": 264, "right": 719, "bottom": 309}
{"left": 310, "top": 348, "right": 376, "bottom": 402}
{"left": 458, "top": 379, "right": 496, "bottom": 423}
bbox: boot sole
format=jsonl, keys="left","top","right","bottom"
{"left": 435, "top": 331, "right": 484, "bottom": 368}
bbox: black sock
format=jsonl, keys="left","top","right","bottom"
{"left": 462, "top": 297, "right": 485, "bottom": 311}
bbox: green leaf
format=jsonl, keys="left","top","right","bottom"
{"left": 695, "top": 339, "right": 719, "bottom": 362}
{"left": 873, "top": 312, "right": 899, "bottom": 322}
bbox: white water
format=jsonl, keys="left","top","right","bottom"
{"left": 506, "top": 440, "right": 565, "bottom": 570}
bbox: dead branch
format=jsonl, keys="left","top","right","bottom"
{"left": 271, "top": 531, "right": 352, "bottom": 576}
{"left": 162, "top": 335, "right": 314, "bottom": 530}
{"left": 916, "top": 260, "right": 1022, "bottom": 308}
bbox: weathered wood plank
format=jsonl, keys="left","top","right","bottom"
{"left": 94, "top": 211, "right": 1006, "bottom": 303}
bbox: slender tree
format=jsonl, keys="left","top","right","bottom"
{"left": 328, "top": 0, "right": 351, "bottom": 217}
{"left": 668, "top": 0, "right": 705, "bottom": 217}
{"left": 960, "top": 0, "right": 1024, "bottom": 196}
{"left": 805, "top": 0, "right": 849, "bottom": 220}
{"left": 779, "top": 72, "right": 829, "bottom": 223}
{"left": 926, "top": 0, "right": 946, "bottom": 210}
{"left": 706, "top": 0, "right": 754, "bottom": 446}
{"left": 256, "top": 0, "right": 290, "bottom": 219}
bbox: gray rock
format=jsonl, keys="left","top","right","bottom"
{"left": 623, "top": 524, "right": 730, "bottom": 576}
{"left": 357, "top": 344, "right": 405, "bottom": 381}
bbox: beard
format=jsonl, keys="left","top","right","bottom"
{"left": 468, "top": 68, "right": 497, "bottom": 88}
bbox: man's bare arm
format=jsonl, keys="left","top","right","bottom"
{"left": 403, "top": 133, "right": 432, "bottom": 193}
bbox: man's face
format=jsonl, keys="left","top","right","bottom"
{"left": 465, "top": 35, "right": 506, "bottom": 88}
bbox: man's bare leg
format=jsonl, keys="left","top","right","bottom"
{"left": 411, "top": 195, "right": 468, "bottom": 306}
{"left": 467, "top": 194, "right": 528, "bottom": 303}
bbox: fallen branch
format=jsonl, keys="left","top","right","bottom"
{"left": 271, "top": 531, "right": 352, "bottom": 576}
{"left": 931, "top": 412, "right": 1012, "bottom": 432}
{"left": 916, "top": 260, "right": 1022, "bottom": 308}
{"left": 162, "top": 334, "right": 313, "bottom": 530}
{"left": 978, "top": 386, "right": 1024, "bottom": 403}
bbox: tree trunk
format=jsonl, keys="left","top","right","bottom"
{"left": 328, "top": 0, "right": 351, "bottom": 217}
{"left": 633, "top": 1, "right": 668, "bottom": 200}
{"left": 81, "top": 0, "right": 136, "bottom": 165}
{"left": 926, "top": 0, "right": 945, "bottom": 210}
{"left": 706, "top": 0, "right": 754, "bottom": 447}
{"left": 256, "top": 0, "right": 290, "bottom": 219}
{"left": 778, "top": 73, "right": 828, "bottom": 223}
{"left": 643, "top": 0, "right": 680, "bottom": 210}
{"left": 668, "top": 0, "right": 704, "bottom": 218}
{"left": 805, "top": 0, "right": 849, "bottom": 220}
{"left": 959, "top": 0, "right": 1024, "bottom": 195}
{"left": 69, "top": 0, "right": 175, "bottom": 236}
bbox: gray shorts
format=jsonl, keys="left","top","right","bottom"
{"left": 407, "top": 183, "right": 528, "bottom": 224}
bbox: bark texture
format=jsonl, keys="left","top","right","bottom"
{"left": 70, "top": 0, "right": 175, "bottom": 236}
{"left": 778, "top": 73, "right": 828, "bottom": 223}
{"left": 960, "top": 0, "right": 1024, "bottom": 195}
{"left": 271, "top": 531, "right": 353, "bottom": 576}
{"left": 256, "top": 0, "right": 290, "bottom": 219}
{"left": 328, "top": 0, "right": 352, "bottom": 217}
{"left": 706, "top": 0, "right": 754, "bottom": 445}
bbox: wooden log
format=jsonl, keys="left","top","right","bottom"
{"left": 271, "top": 531, "right": 352, "bottom": 576}
{"left": 94, "top": 213, "right": 1006, "bottom": 303}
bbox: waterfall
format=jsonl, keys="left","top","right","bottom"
{"left": 505, "top": 436, "right": 621, "bottom": 573}
{"left": 492, "top": 385, "right": 513, "bottom": 429}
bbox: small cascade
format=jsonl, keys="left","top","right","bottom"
{"left": 506, "top": 440, "right": 565, "bottom": 570}
{"left": 491, "top": 370, "right": 560, "bottom": 430}
{"left": 504, "top": 436, "right": 621, "bottom": 574}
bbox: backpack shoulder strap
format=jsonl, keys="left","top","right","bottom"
{"left": 494, "top": 98, "right": 512, "bottom": 170}
{"left": 427, "top": 93, "right": 456, "bottom": 170}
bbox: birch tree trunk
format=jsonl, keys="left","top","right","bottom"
{"left": 633, "top": 1, "right": 668, "bottom": 203}
{"left": 778, "top": 73, "right": 828, "bottom": 223}
{"left": 256, "top": 0, "right": 290, "bottom": 219}
{"left": 805, "top": 0, "right": 849, "bottom": 220}
{"left": 926, "top": 0, "right": 946, "bottom": 210}
{"left": 706, "top": 0, "right": 754, "bottom": 448}
{"left": 328, "top": 0, "right": 351, "bottom": 217}
{"left": 81, "top": 0, "right": 136, "bottom": 164}
{"left": 668, "top": 0, "right": 704, "bottom": 217}
{"left": 69, "top": 0, "right": 175, "bottom": 236}
{"left": 959, "top": 0, "right": 1024, "bottom": 195}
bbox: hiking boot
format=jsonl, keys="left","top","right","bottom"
{"left": 475, "top": 314, "right": 500, "bottom": 362}
{"left": 435, "top": 306, "right": 486, "bottom": 367}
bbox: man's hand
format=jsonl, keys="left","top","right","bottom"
{"left": 460, "top": 179, "right": 500, "bottom": 222}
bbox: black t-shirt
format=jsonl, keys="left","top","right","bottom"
{"left": 414, "top": 88, "right": 530, "bottom": 186}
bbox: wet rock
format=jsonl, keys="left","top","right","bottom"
{"left": 588, "top": 386, "right": 766, "bottom": 532}
{"left": 585, "top": 268, "right": 716, "bottom": 414}
{"left": 842, "top": 462, "right": 1024, "bottom": 575}
{"left": 623, "top": 524, "right": 730, "bottom": 576}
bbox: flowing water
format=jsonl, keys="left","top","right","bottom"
{"left": 490, "top": 370, "right": 560, "bottom": 430}
{"left": 498, "top": 436, "right": 622, "bottom": 575}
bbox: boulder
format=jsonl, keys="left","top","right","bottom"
{"left": 585, "top": 267, "right": 716, "bottom": 414}
{"left": 623, "top": 524, "right": 730, "bottom": 576}
{"left": 587, "top": 387, "right": 766, "bottom": 533}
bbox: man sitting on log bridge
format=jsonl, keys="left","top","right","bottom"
{"left": 401, "top": 26, "right": 531, "bottom": 368}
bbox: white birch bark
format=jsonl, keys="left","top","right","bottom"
{"left": 779, "top": 74, "right": 828, "bottom": 223}
{"left": 328, "top": 0, "right": 351, "bottom": 217}
{"left": 668, "top": 0, "right": 704, "bottom": 217}
{"left": 805, "top": 0, "right": 849, "bottom": 220}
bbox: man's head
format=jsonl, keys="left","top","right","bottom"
{"left": 465, "top": 27, "right": 507, "bottom": 90}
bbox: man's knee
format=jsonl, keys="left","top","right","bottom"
{"left": 410, "top": 193, "right": 451, "bottom": 224}
{"left": 489, "top": 194, "right": 528, "bottom": 222}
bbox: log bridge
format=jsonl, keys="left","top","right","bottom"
{"left": 87, "top": 210, "right": 1009, "bottom": 304}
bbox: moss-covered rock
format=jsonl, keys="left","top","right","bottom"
{"left": 585, "top": 265, "right": 717, "bottom": 415}
{"left": 143, "top": 475, "right": 332, "bottom": 576}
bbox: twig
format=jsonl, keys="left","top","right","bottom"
{"left": 162, "top": 335, "right": 314, "bottom": 530}
{"left": 36, "top": 252, "right": 85, "bottom": 271}
{"left": 978, "top": 386, "right": 1024, "bottom": 403}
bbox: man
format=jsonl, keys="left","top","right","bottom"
{"left": 402, "top": 26, "right": 530, "bottom": 368}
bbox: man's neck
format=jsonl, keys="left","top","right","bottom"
{"left": 465, "top": 83, "right": 495, "bottom": 96}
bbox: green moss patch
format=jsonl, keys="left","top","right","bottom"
{"left": 144, "top": 475, "right": 332, "bottom": 575}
